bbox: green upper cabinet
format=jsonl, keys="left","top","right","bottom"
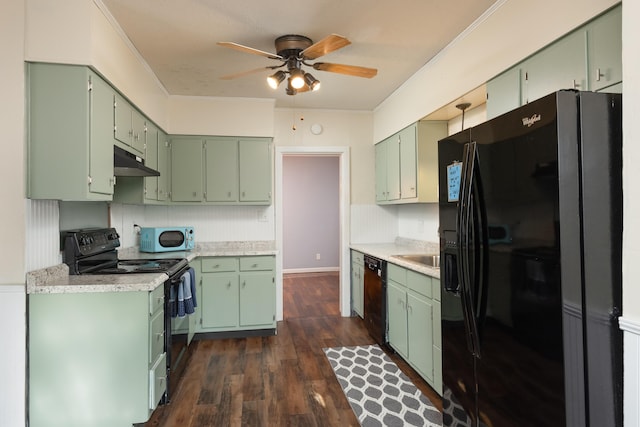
{"left": 114, "top": 93, "right": 146, "bottom": 156}
{"left": 486, "top": 66, "right": 522, "bottom": 120}
{"left": 27, "top": 63, "right": 115, "bottom": 201}
{"left": 239, "top": 138, "right": 272, "bottom": 203}
{"left": 157, "top": 129, "right": 170, "bottom": 201}
{"left": 375, "top": 121, "right": 447, "bottom": 205}
{"left": 486, "top": 4, "right": 621, "bottom": 119}
{"left": 205, "top": 138, "right": 238, "bottom": 202}
{"left": 375, "top": 134, "right": 400, "bottom": 202}
{"left": 167, "top": 136, "right": 272, "bottom": 205}
{"left": 112, "top": 125, "right": 171, "bottom": 205}
{"left": 375, "top": 137, "right": 388, "bottom": 202}
{"left": 170, "top": 137, "right": 204, "bottom": 202}
{"left": 144, "top": 122, "right": 159, "bottom": 201}
{"left": 521, "top": 29, "right": 587, "bottom": 105}
{"left": 586, "top": 4, "right": 622, "bottom": 92}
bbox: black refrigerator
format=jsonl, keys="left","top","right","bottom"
{"left": 438, "top": 90, "right": 623, "bottom": 427}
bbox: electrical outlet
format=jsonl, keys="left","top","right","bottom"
{"left": 316, "top": 253, "right": 321, "bottom": 260}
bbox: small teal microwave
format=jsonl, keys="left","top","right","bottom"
{"left": 140, "top": 227, "right": 195, "bottom": 253}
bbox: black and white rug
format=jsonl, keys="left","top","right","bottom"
{"left": 323, "top": 344, "right": 442, "bottom": 427}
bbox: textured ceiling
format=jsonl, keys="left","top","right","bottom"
{"left": 101, "top": 0, "right": 496, "bottom": 110}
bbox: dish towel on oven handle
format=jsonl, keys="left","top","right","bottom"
{"left": 173, "top": 267, "right": 197, "bottom": 318}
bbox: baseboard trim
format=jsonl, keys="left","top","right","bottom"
{"left": 620, "top": 316, "right": 640, "bottom": 427}
{"left": 283, "top": 267, "right": 340, "bottom": 274}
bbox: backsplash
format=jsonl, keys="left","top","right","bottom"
{"left": 25, "top": 199, "right": 61, "bottom": 271}
{"left": 110, "top": 203, "right": 276, "bottom": 249}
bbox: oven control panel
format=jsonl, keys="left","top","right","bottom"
{"left": 61, "top": 228, "right": 121, "bottom": 257}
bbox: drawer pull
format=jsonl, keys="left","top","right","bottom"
{"left": 252, "top": 263, "right": 258, "bottom": 268}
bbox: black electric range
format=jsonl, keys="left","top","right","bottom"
{"left": 61, "top": 227, "right": 192, "bottom": 405}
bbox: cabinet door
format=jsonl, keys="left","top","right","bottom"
{"left": 88, "top": 72, "right": 115, "bottom": 196}
{"left": 486, "top": 66, "right": 522, "bottom": 119}
{"left": 131, "top": 109, "right": 146, "bottom": 155}
{"left": 170, "top": 138, "right": 204, "bottom": 202}
{"left": 205, "top": 138, "right": 238, "bottom": 202}
{"left": 157, "top": 130, "right": 169, "bottom": 201}
{"left": 114, "top": 94, "right": 133, "bottom": 148}
{"left": 201, "top": 273, "right": 239, "bottom": 328}
{"left": 375, "top": 141, "right": 388, "bottom": 201}
{"left": 387, "top": 281, "right": 408, "bottom": 358}
{"left": 587, "top": 5, "right": 622, "bottom": 91}
{"left": 239, "top": 272, "right": 275, "bottom": 327}
{"left": 522, "top": 29, "right": 587, "bottom": 104}
{"left": 144, "top": 122, "right": 159, "bottom": 201}
{"left": 386, "top": 134, "right": 401, "bottom": 201}
{"left": 407, "top": 293, "right": 434, "bottom": 382}
{"left": 399, "top": 124, "right": 417, "bottom": 199}
{"left": 239, "top": 138, "right": 271, "bottom": 203}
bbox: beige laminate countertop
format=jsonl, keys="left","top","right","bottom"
{"left": 350, "top": 238, "right": 441, "bottom": 279}
{"left": 27, "top": 240, "right": 278, "bottom": 295}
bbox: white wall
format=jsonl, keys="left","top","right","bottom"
{"left": 373, "top": 0, "right": 619, "bottom": 142}
{"left": 1, "top": 1, "right": 26, "bottom": 425}
{"left": 621, "top": 1, "right": 640, "bottom": 425}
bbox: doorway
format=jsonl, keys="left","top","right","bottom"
{"left": 275, "top": 147, "right": 351, "bottom": 321}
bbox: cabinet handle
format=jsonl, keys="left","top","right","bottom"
{"left": 227, "top": 281, "right": 231, "bottom": 289}
{"left": 572, "top": 79, "right": 581, "bottom": 89}
{"left": 242, "top": 281, "right": 246, "bottom": 288}
{"left": 156, "top": 331, "right": 165, "bottom": 339}
{"left": 596, "top": 68, "right": 604, "bottom": 82}
{"left": 252, "top": 263, "right": 258, "bottom": 268}
{"left": 192, "top": 191, "right": 197, "bottom": 197}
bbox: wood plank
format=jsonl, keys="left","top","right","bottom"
{"left": 146, "top": 272, "right": 442, "bottom": 426}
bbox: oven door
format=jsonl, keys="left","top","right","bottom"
{"left": 164, "top": 265, "right": 192, "bottom": 402}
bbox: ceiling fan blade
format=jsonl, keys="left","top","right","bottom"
{"left": 217, "top": 41, "right": 283, "bottom": 60}
{"left": 301, "top": 34, "right": 351, "bottom": 60}
{"left": 312, "top": 62, "right": 378, "bottom": 78}
{"left": 219, "top": 67, "right": 274, "bottom": 80}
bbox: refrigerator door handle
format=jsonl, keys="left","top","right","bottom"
{"left": 457, "top": 142, "right": 481, "bottom": 357}
{"left": 470, "top": 141, "right": 490, "bottom": 357}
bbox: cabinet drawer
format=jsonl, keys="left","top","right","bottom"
{"left": 201, "top": 257, "right": 238, "bottom": 273}
{"left": 351, "top": 250, "right": 364, "bottom": 265}
{"left": 407, "top": 270, "right": 432, "bottom": 298}
{"left": 149, "top": 284, "right": 165, "bottom": 316}
{"left": 149, "top": 309, "right": 165, "bottom": 365}
{"left": 240, "top": 256, "right": 275, "bottom": 271}
{"left": 149, "top": 352, "right": 167, "bottom": 410}
{"left": 387, "top": 263, "right": 406, "bottom": 284}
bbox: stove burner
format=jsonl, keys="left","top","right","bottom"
{"left": 96, "top": 259, "right": 189, "bottom": 275}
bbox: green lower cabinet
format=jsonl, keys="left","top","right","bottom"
{"left": 202, "top": 273, "right": 239, "bottom": 328}
{"left": 28, "top": 289, "right": 162, "bottom": 427}
{"left": 351, "top": 250, "right": 364, "bottom": 317}
{"left": 387, "top": 281, "right": 409, "bottom": 357}
{"left": 197, "top": 256, "right": 276, "bottom": 333}
{"left": 386, "top": 263, "right": 442, "bottom": 395}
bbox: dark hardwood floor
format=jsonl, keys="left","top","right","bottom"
{"left": 146, "top": 272, "right": 442, "bottom": 426}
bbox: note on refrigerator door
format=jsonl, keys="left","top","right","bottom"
{"left": 447, "top": 162, "right": 462, "bottom": 202}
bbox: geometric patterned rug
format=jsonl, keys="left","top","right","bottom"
{"left": 323, "top": 344, "right": 442, "bottom": 427}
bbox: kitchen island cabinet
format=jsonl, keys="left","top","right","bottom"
{"left": 27, "top": 62, "right": 115, "bottom": 200}
{"left": 28, "top": 286, "right": 165, "bottom": 427}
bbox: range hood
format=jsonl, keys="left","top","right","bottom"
{"left": 113, "top": 145, "right": 160, "bottom": 177}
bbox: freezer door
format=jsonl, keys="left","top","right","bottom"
{"left": 470, "top": 92, "right": 568, "bottom": 427}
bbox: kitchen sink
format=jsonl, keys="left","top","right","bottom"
{"left": 393, "top": 254, "right": 440, "bottom": 268}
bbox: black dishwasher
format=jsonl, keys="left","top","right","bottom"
{"left": 363, "top": 255, "right": 387, "bottom": 346}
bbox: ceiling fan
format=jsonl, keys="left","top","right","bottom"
{"left": 217, "top": 34, "right": 378, "bottom": 95}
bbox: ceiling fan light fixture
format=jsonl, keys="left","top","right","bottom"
{"left": 289, "top": 68, "right": 305, "bottom": 90}
{"left": 266, "top": 70, "right": 286, "bottom": 89}
{"left": 304, "top": 72, "right": 321, "bottom": 91}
